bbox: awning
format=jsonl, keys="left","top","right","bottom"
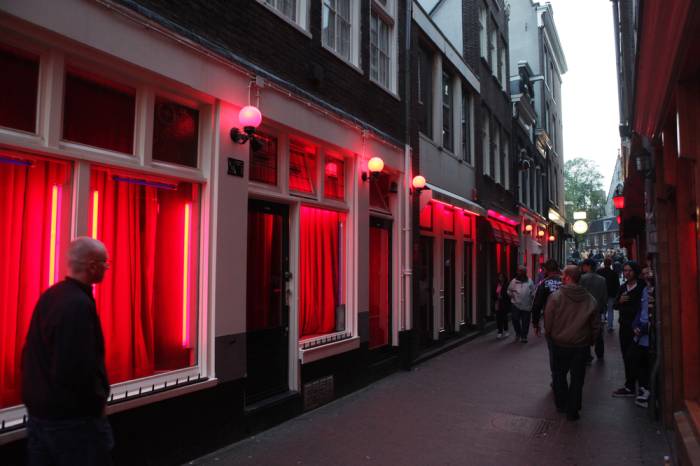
{"left": 488, "top": 219, "right": 520, "bottom": 246}
{"left": 424, "top": 183, "right": 487, "bottom": 217}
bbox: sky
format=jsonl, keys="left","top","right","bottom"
{"left": 544, "top": 0, "right": 620, "bottom": 190}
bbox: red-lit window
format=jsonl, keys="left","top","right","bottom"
{"left": 370, "top": 172, "right": 392, "bottom": 211}
{"left": 463, "top": 212, "right": 473, "bottom": 238}
{"left": 441, "top": 204, "right": 455, "bottom": 235}
{"left": 419, "top": 202, "right": 433, "bottom": 231}
{"left": 63, "top": 69, "right": 135, "bottom": 154}
{"left": 88, "top": 167, "right": 200, "bottom": 383}
{"left": 289, "top": 141, "right": 317, "bottom": 194}
{"left": 299, "top": 206, "right": 345, "bottom": 339}
{"left": 250, "top": 132, "right": 278, "bottom": 185}
{"left": 0, "top": 153, "right": 71, "bottom": 409}
{"left": 153, "top": 97, "right": 199, "bottom": 168}
{"left": 496, "top": 243, "right": 502, "bottom": 274}
{"left": 0, "top": 45, "right": 39, "bottom": 133}
{"left": 324, "top": 155, "right": 345, "bottom": 201}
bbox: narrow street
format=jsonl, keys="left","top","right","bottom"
{"left": 190, "top": 329, "right": 670, "bottom": 466}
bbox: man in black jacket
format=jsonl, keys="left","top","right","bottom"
{"left": 597, "top": 257, "right": 620, "bottom": 331}
{"left": 22, "top": 237, "right": 112, "bottom": 466}
{"left": 531, "top": 259, "right": 563, "bottom": 385}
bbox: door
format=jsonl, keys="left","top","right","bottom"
{"left": 442, "top": 239, "right": 456, "bottom": 334}
{"left": 417, "top": 236, "right": 434, "bottom": 347}
{"left": 245, "top": 200, "right": 289, "bottom": 404}
{"left": 369, "top": 217, "right": 392, "bottom": 350}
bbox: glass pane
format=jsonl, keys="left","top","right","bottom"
{"left": 419, "top": 202, "right": 433, "bottom": 230}
{"left": 152, "top": 97, "right": 199, "bottom": 168}
{"left": 324, "top": 156, "right": 345, "bottom": 201}
{"left": 299, "top": 206, "right": 345, "bottom": 338}
{"left": 369, "top": 172, "right": 391, "bottom": 211}
{"left": 250, "top": 132, "right": 278, "bottom": 185}
{"left": 247, "top": 210, "right": 283, "bottom": 331}
{"left": 289, "top": 141, "right": 316, "bottom": 194}
{"left": 0, "top": 46, "right": 39, "bottom": 133}
{"left": 89, "top": 167, "right": 200, "bottom": 383}
{"left": 0, "top": 154, "right": 71, "bottom": 409}
{"left": 63, "top": 70, "right": 135, "bottom": 154}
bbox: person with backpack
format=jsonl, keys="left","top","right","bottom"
{"left": 508, "top": 266, "right": 535, "bottom": 343}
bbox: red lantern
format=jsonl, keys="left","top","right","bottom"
{"left": 616, "top": 215, "right": 621, "bottom": 225}
{"left": 613, "top": 193, "right": 625, "bottom": 209}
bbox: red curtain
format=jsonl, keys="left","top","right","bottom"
{"left": 90, "top": 168, "right": 198, "bottom": 383}
{"left": 299, "top": 206, "right": 343, "bottom": 338}
{"left": 246, "top": 211, "right": 281, "bottom": 331}
{"left": 0, "top": 155, "right": 69, "bottom": 408}
{"left": 369, "top": 226, "right": 390, "bottom": 349}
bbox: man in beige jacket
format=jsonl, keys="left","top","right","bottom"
{"left": 544, "top": 265, "right": 600, "bottom": 421}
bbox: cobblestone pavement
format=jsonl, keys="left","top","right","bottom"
{"left": 188, "top": 325, "right": 672, "bottom": 466}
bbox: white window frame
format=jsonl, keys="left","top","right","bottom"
{"left": 482, "top": 108, "right": 490, "bottom": 176}
{"left": 258, "top": 0, "right": 310, "bottom": 33}
{"left": 322, "top": 0, "right": 361, "bottom": 68}
{"left": 370, "top": 0, "right": 398, "bottom": 94}
{"left": 500, "top": 43, "right": 507, "bottom": 91}
{"left": 0, "top": 39, "right": 214, "bottom": 429}
{"left": 479, "top": 5, "right": 488, "bottom": 59}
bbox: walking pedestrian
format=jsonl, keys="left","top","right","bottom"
{"left": 494, "top": 273, "right": 511, "bottom": 339}
{"left": 507, "top": 266, "right": 535, "bottom": 343}
{"left": 544, "top": 265, "right": 600, "bottom": 421}
{"left": 597, "top": 257, "right": 620, "bottom": 332}
{"left": 530, "top": 259, "right": 563, "bottom": 386}
{"left": 580, "top": 259, "right": 607, "bottom": 361}
{"left": 22, "top": 237, "right": 113, "bottom": 466}
{"left": 612, "top": 260, "right": 648, "bottom": 399}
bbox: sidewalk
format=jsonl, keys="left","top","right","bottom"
{"left": 188, "top": 328, "right": 671, "bottom": 466}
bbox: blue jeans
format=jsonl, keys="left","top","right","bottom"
{"left": 606, "top": 297, "right": 615, "bottom": 330}
{"left": 27, "top": 416, "right": 113, "bottom": 466}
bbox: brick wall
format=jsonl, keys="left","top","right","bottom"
{"left": 118, "top": 0, "right": 406, "bottom": 142}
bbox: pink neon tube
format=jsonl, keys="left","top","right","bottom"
{"left": 182, "top": 202, "right": 191, "bottom": 348}
{"left": 48, "top": 185, "right": 61, "bottom": 286}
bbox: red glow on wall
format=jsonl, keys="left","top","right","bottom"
{"left": 48, "top": 185, "right": 61, "bottom": 286}
{"left": 182, "top": 202, "right": 191, "bottom": 348}
{"left": 325, "top": 161, "right": 338, "bottom": 178}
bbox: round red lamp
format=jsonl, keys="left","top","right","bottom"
{"left": 616, "top": 215, "right": 621, "bottom": 225}
{"left": 613, "top": 194, "right": 625, "bottom": 210}
{"left": 239, "top": 105, "right": 262, "bottom": 129}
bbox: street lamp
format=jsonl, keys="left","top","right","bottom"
{"left": 613, "top": 184, "right": 625, "bottom": 209}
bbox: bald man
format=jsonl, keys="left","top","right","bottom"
{"left": 22, "top": 237, "right": 113, "bottom": 465}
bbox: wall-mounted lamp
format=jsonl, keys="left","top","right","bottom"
{"left": 362, "top": 156, "right": 384, "bottom": 181}
{"left": 537, "top": 230, "right": 545, "bottom": 238}
{"left": 525, "top": 224, "right": 533, "bottom": 232}
{"left": 412, "top": 175, "right": 429, "bottom": 193}
{"left": 230, "top": 105, "right": 263, "bottom": 149}
{"left": 612, "top": 184, "right": 625, "bottom": 209}
{"left": 548, "top": 234, "right": 556, "bottom": 242}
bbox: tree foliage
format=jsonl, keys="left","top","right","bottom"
{"left": 564, "top": 158, "right": 608, "bottom": 222}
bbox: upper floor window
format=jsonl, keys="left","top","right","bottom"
{"left": 322, "top": 0, "right": 360, "bottom": 66}
{"left": 489, "top": 24, "right": 497, "bottom": 73}
{"left": 493, "top": 120, "right": 500, "bottom": 183}
{"left": 370, "top": 2, "right": 396, "bottom": 92}
{"left": 442, "top": 72, "right": 453, "bottom": 152}
{"left": 260, "top": 0, "right": 309, "bottom": 29}
{"left": 0, "top": 45, "right": 39, "bottom": 134}
{"left": 461, "top": 90, "right": 472, "bottom": 164}
{"left": 418, "top": 44, "right": 433, "bottom": 138}
{"left": 482, "top": 108, "right": 490, "bottom": 176}
{"left": 479, "top": 6, "right": 488, "bottom": 59}
{"left": 499, "top": 43, "right": 507, "bottom": 90}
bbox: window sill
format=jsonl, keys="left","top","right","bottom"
{"left": 369, "top": 77, "right": 400, "bottom": 101}
{"left": 321, "top": 44, "right": 363, "bottom": 75}
{"left": 300, "top": 335, "right": 359, "bottom": 364}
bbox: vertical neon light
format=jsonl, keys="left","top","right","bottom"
{"left": 182, "top": 202, "right": 191, "bottom": 348}
{"left": 48, "top": 185, "right": 61, "bottom": 286}
{"left": 91, "top": 190, "right": 99, "bottom": 239}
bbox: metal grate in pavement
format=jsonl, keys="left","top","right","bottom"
{"left": 489, "top": 412, "right": 556, "bottom": 438}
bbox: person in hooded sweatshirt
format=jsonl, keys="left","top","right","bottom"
{"left": 545, "top": 265, "right": 600, "bottom": 421}
{"left": 507, "top": 266, "right": 535, "bottom": 343}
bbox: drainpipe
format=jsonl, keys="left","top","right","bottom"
{"left": 611, "top": 0, "right": 625, "bottom": 128}
{"left": 402, "top": 0, "right": 413, "bottom": 332}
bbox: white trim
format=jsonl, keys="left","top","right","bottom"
{"left": 256, "top": 0, "right": 311, "bottom": 36}
{"left": 300, "top": 336, "right": 360, "bottom": 364}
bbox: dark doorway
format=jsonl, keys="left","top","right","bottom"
{"left": 463, "top": 241, "right": 473, "bottom": 326}
{"left": 416, "top": 235, "right": 434, "bottom": 346}
{"left": 442, "top": 239, "right": 456, "bottom": 335}
{"left": 369, "top": 217, "right": 392, "bottom": 350}
{"left": 245, "top": 199, "right": 289, "bottom": 404}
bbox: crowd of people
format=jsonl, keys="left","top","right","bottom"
{"left": 493, "top": 254, "right": 653, "bottom": 422}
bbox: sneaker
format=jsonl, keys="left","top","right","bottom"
{"left": 503, "top": 332, "right": 510, "bottom": 338}
{"left": 612, "top": 387, "right": 635, "bottom": 398}
{"left": 635, "top": 388, "right": 650, "bottom": 408}
{"left": 497, "top": 332, "right": 503, "bottom": 339}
